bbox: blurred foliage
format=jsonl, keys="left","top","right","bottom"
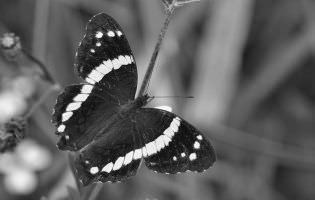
{"left": 0, "top": 0, "right": 315, "bottom": 200}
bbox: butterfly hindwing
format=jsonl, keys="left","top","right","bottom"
{"left": 75, "top": 13, "right": 137, "bottom": 99}
{"left": 134, "top": 108, "right": 216, "bottom": 174}
{"left": 73, "top": 107, "right": 215, "bottom": 185}
{"left": 74, "top": 117, "right": 143, "bottom": 185}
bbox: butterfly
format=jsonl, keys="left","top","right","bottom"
{"left": 52, "top": 13, "right": 216, "bottom": 186}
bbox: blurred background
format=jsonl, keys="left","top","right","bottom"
{"left": 0, "top": 0, "right": 315, "bottom": 200}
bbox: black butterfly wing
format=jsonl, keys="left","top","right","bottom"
{"left": 75, "top": 13, "right": 137, "bottom": 99}
{"left": 52, "top": 13, "right": 138, "bottom": 151}
{"left": 52, "top": 84, "right": 121, "bottom": 151}
{"left": 74, "top": 117, "right": 143, "bottom": 185}
{"left": 73, "top": 107, "right": 215, "bottom": 185}
{"left": 134, "top": 108, "right": 216, "bottom": 174}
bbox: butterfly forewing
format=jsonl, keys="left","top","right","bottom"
{"left": 75, "top": 13, "right": 137, "bottom": 99}
{"left": 52, "top": 13, "right": 138, "bottom": 151}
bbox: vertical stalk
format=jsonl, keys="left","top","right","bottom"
{"left": 23, "top": 84, "right": 60, "bottom": 119}
{"left": 137, "top": 4, "right": 176, "bottom": 97}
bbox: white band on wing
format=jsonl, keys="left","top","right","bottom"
{"left": 88, "top": 117, "right": 182, "bottom": 175}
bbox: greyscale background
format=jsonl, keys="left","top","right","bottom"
{"left": 0, "top": 0, "right": 314, "bottom": 200}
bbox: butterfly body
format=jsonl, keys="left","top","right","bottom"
{"left": 52, "top": 13, "right": 216, "bottom": 186}
{"left": 118, "top": 94, "right": 150, "bottom": 115}
{"left": 88, "top": 94, "right": 150, "bottom": 143}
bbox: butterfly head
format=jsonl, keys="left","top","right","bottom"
{"left": 134, "top": 94, "right": 151, "bottom": 108}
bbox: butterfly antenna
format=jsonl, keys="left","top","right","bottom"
{"left": 153, "top": 95, "right": 194, "bottom": 99}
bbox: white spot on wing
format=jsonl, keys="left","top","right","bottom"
{"left": 173, "top": 117, "right": 181, "bottom": 126}
{"left": 146, "top": 142, "right": 157, "bottom": 156}
{"left": 96, "top": 42, "right": 101, "bottom": 47}
{"left": 65, "top": 135, "right": 69, "bottom": 140}
{"left": 118, "top": 55, "right": 127, "bottom": 65}
{"left": 112, "top": 58, "right": 120, "bottom": 69}
{"left": 155, "top": 136, "right": 165, "bottom": 152}
{"left": 107, "top": 31, "right": 115, "bottom": 37}
{"left": 85, "top": 77, "right": 96, "bottom": 84}
{"left": 173, "top": 156, "right": 177, "bottom": 161}
{"left": 104, "top": 60, "right": 113, "bottom": 71}
{"left": 194, "top": 141, "right": 200, "bottom": 149}
{"left": 170, "top": 121, "right": 179, "bottom": 132}
{"left": 161, "top": 135, "right": 171, "bottom": 146}
{"left": 197, "top": 135, "right": 203, "bottom": 140}
{"left": 88, "top": 70, "right": 104, "bottom": 82}
{"left": 81, "top": 85, "right": 93, "bottom": 93}
{"left": 142, "top": 147, "right": 148, "bottom": 158}
{"left": 113, "top": 157, "right": 124, "bottom": 171}
{"left": 116, "top": 30, "right": 122, "bottom": 37}
{"left": 95, "top": 31, "right": 103, "bottom": 38}
{"left": 96, "top": 63, "right": 110, "bottom": 75}
{"left": 73, "top": 94, "right": 89, "bottom": 102}
{"left": 125, "top": 55, "right": 131, "bottom": 64}
{"left": 189, "top": 153, "right": 197, "bottom": 161}
{"left": 62, "top": 112, "right": 73, "bottom": 122}
{"left": 102, "top": 162, "right": 113, "bottom": 173}
{"left": 66, "top": 102, "right": 82, "bottom": 111}
{"left": 163, "top": 127, "right": 174, "bottom": 138}
{"left": 90, "top": 49, "right": 95, "bottom": 53}
{"left": 181, "top": 152, "right": 186, "bottom": 157}
{"left": 90, "top": 167, "right": 99, "bottom": 174}
{"left": 133, "top": 149, "right": 142, "bottom": 160}
{"left": 123, "top": 151, "right": 133, "bottom": 165}
{"left": 57, "top": 124, "right": 65, "bottom": 132}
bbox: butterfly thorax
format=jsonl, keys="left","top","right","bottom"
{"left": 93, "top": 94, "right": 150, "bottom": 139}
{"left": 132, "top": 94, "right": 151, "bottom": 109}
{"left": 119, "top": 94, "right": 150, "bottom": 115}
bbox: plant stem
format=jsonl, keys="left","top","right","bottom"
{"left": 22, "top": 48, "right": 58, "bottom": 85}
{"left": 87, "top": 184, "right": 103, "bottom": 200}
{"left": 137, "top": 3, "right": 176, "bottom": 97}
{"left": 23, "top": 84, "right": 60, "bottom": 119}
